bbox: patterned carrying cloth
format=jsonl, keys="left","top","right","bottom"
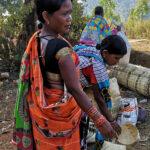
{"left": 74, "top": 45, "right": 112, "bottom": 149}
{"left": 79, "top": 15, "right": 115, "bottom": 45}
{"left": 12, "top": 31, "right": 82, "bottom": 150}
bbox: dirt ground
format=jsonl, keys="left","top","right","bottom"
{"left": 129, "top": 39, "right": 150, "bottom": 52}
{"left": 129, "top": 39, "right": 150, "bottom": 68}
{"left": 0, "top": 78, "right": 17, "bottom": 150}
{"left": 0, "top": 39, "right": 150, "bottom": 150}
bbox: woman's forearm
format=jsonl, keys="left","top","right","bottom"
{"left": 95, "top": 97, "right": 114, "bottom": 122}
{"left": 68, "top": 87, "right": 93, "bottom": 112}
{"left": 92, "top": 84, "right": 114, "bottom": 122}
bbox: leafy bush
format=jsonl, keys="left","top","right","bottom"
{"left": 0, "top": 0, "right": 34, "bottom": 72}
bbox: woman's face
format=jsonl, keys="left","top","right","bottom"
{"left": 102, "top": 50, "right": 124, "bottom": 66}
{"left": 47, "top": 0, "right": 72, "bottom": 34}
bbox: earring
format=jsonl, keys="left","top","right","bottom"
{"left": 47, "top": 21, "right": 49, "bottom": 25}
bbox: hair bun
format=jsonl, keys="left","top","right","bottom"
{"left": 37, "top": 22, "right": 43, "bottom": 29}
{"left": 96, "top": 44, "right": 101, "bottom": 50}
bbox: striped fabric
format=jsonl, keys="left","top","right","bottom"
{"left": 74, "top": 45, "right": 109, "bottom": 90}
{"left": 74, "top": 44, "right": 112, "bottom": 149}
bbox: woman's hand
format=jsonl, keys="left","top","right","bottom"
{"left": 110, "top": 120, "right": 121, "bottom": 135}
{"left": 98, "top": 120, "right": 118, "bottom": 139}
{"left": 86, "top": 106, "right": 118, "bottom": 139}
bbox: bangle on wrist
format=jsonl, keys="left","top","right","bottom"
{"left": 86, "top": 105, "right": 100, "bottom": 121}
{"left": 94, "top": 115, "right": 106, "bottom": 127}
{"left": 86, "top": 105, "right": 106, "bottom": 127}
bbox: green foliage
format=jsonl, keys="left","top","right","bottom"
{"left": 1, "top": 0, "right": 34, "bottom": 38}
{"left": 134, "top": 0, "right": 150, "bottom": 20}
{"left": 128, "top": 8, "right": 135, "bottom": 20}
{"left": 98, "top": 0, "right": 121, "bottom": 22}
{"left": 0, "top": 0, "right": 34, "bottom": 72}
{"left": 125, "top": 20, "right": 150, "bottom": 39}
{"left": 128, "top": 0, "right": 150, "bottom": 20}
{"left": 126, "top": 0, "right": 150, "bottom": 39}
{"left": 64, "top": 0, "right": 89, "bottom": 46}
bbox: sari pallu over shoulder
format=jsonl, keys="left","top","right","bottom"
{"left": 12, "top": 31, "right": 82, "bottom": 150}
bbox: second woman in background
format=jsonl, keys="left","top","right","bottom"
{"left": 74, "top": 35, "right": 127, "bottom": 149}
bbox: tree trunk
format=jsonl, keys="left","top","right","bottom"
{"left": 14, "top": 0, "right": 37, "bottom": 71}
{"left": 17, "top": 0, "right": 36, "bottom": 52}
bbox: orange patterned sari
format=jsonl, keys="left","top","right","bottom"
{"left": 12, "top": 31, "right": 82, "bottom": 150}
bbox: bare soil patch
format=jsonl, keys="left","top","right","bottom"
{"left": 129, "top": 39, "right": 150, "bottom": 52}
{"left": 0, "top": 78, "right": 17, "bottom": 150}
{"left": 129, "top": 39, "right": 150, "bottom": 68}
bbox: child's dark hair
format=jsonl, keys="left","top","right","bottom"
{"left": 95, "top": 6, "right": 103, "bottom": 16}
{"left": 96, "top": 35, "right": 127, "bottom": 55}
{"left": 34, "top": 0, "right": 72, "bottom": 28}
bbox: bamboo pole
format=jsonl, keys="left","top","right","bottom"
{"left": 109, "top": 64, "right": 150, "bottom": 97}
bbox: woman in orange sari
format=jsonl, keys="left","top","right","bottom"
{"left": 12, "top": 0, "right": 118, "bottom": 149}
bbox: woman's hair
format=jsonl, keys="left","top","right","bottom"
{"left": 96, "top": 35, "right": 127, "bottom": 55}
{"left": 95, "top": 6, "right": 103, "bottom": 16}
{"left": 35, "top": 0, "right": 71, "bottom": 24}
